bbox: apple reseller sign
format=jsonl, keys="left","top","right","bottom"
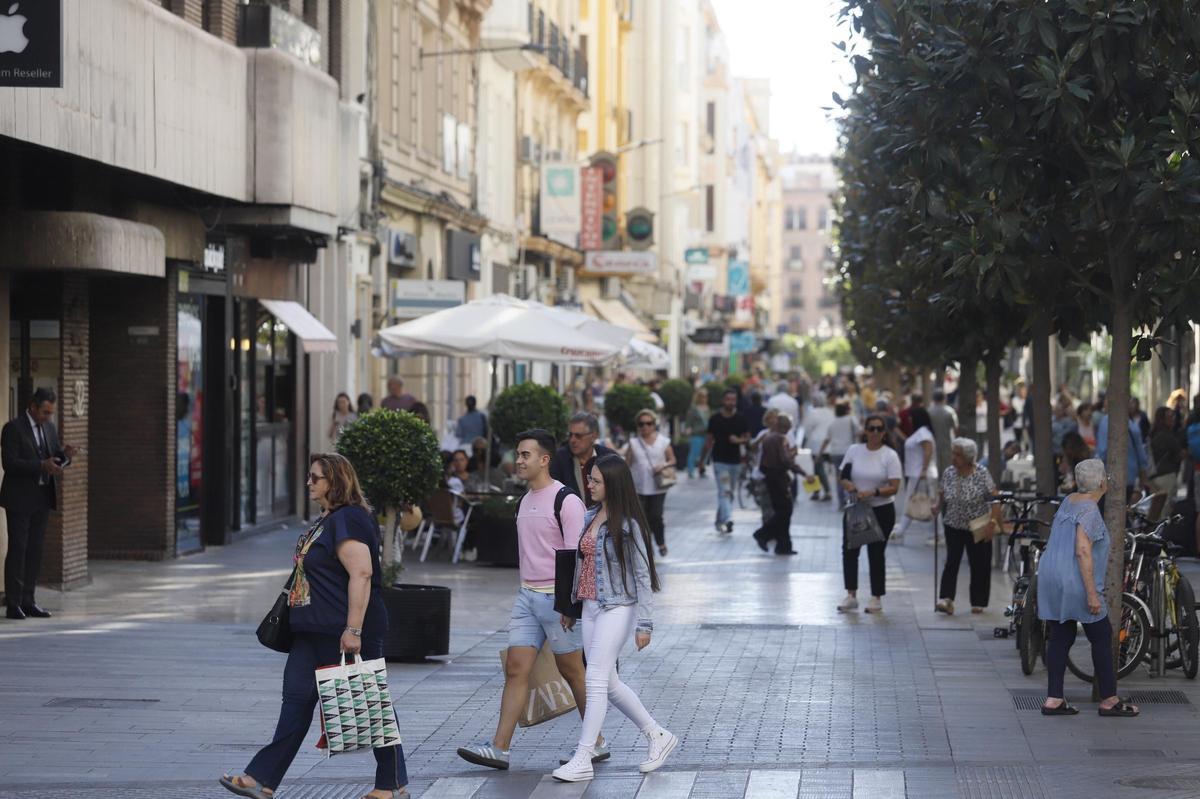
{"left": 0, "top": 0, "right": 61, "bottom": 88}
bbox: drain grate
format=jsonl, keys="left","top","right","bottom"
{"left": 1088, "top": 748, "right": 1164, "bottom": 757}
{"left": 1011, "top": 688, "right": 1190, "bottom": 709}
{"left": 699, "top": 623, "right": 799, "bottom": 630}
{"left": 44, "top": 697, "right": 161, "bottom": 709}
{"left": 1119, "top": 776, "right": 1200, "bottom": 791}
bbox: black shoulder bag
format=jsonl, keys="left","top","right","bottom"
{"left": 256, "top": 571, "right": 295, "bottom": 653}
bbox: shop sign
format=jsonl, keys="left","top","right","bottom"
{"left": 689, "top": 340, "right": 729, "bottom": 358}
{"left": 391, "top": 279, "right": 465, "bottom": 319}
{"left": 579, "top": 166, "right": 604, "bottom": 250}
{"left": 445, "top": 230, "right": 481, "bottom": 282}
{"left": 540, "top": 164, "right": 581, "bottom": 236}
{"left": 712, "top": 294, "right": 735, "bottom": 313}
{"left": 387, "top": 228, "right": 417, "bottom": 268}
{"left": 687, "top": 264, "right": 716, "bottom": 282}
{"left": 0, "top": 0, "right": 61, "bottom": 88}
{"left": 688, "top": 326, "right": 725, "bottom": 345}
{"left": 684, "top": 247, "right": 709, "bottom": 265}
{"left": 583, "top": 251, "right": 657, "bottom": 276}
{"left": 729, "top": 331, "right": 757, "bottom": 354}
{"left": 734, "top": 295, "right": 755, "bottom": 325}
{"left": 727, "top": 260, "right": 750, "bottom": 297}
{"left": 203, "top": 244, "right": 225, "bottom": 273}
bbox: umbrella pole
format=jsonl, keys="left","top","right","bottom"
{"left": 486, "top": 355, "right": 498, "bottom": 492}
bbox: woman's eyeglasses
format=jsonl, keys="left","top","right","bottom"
{"left": 865, "top": 426, "right": 885, "bottom": 433}
{"left": 306, "top": 472, "right": 326, "bottom": 484}
{"left": 586, "top": 475, "right": 601, "bottom": 485}
{"left": 638, "top": 420, "right": 656, "bottom": 427}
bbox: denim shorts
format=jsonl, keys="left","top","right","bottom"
{"left": 508, "top": 586, "right": 582, "bottom": 654}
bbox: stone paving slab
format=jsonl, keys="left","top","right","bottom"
{"left": 3, "top": 475, "right": 1200, "bottom": 797}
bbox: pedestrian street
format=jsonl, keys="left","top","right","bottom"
{"left": 3, "top": 476, "right": 1200, "bottom": 799}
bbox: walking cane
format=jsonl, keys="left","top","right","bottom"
{"left": 933, "top": 506, "right": 940, "bottom": 608}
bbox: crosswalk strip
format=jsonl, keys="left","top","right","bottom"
{"left": 746, "top": 769, "right": 803, "bottom": 798}
{"left": 635, "top": 770, "right": 698, "bottom": 798}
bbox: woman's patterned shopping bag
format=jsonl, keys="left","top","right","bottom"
{"left": 315, "top": 654, "right": 403, "bottom": 755}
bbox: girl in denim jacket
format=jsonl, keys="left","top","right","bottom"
{"left": 552, "top": 454, "right": 676, "bottom": 782}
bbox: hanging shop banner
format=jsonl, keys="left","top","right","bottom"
{"left": 582, "top": 251, "right": 657, "bottom": 276}
{"left": 727, "top": 261, "right": 750, "bottom": 297}
{"left": 540, "top": 164, "right": 582, "bottom": 236}
{"left": 729, "top": 331, "right": 758, "bottom": 354}
{"left": 390, "top": 279, "right": 465, "bottom": 319}
{"left": 734, "top": 295, "right": 755, "bottom": 326}
{"left": 579, "top": 166, "right": 604, "bottom": 250}
{"left": 684, "top": 247, "right": 710, "bottom": 265}
{"left": 687, "top": 264, "right": 717, "bottom": 282}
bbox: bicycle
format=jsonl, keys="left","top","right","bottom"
{"left": 991, "top": 492, "right": 1059, "bottom": 675}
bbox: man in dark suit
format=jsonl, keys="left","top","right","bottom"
{"left": 549, "top": 412, "right": 614, "bottom": 507}
{"left": 2, "top": 388, "right": 76, "bottom": 620}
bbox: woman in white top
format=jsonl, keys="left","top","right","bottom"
{"left": 328, "top": 393, "right": 358, "bottom": 445}
{"left": 626, "top": 408, "right": 676, "bottom": 557}
{"left": 894, "top": 407, "right": 937, "bottom": 542}
{"left": 822, "top": 401, "right": 861, "bottom": 506}
{"left": 837, "top": 414, "right": 903, "bottom": 614}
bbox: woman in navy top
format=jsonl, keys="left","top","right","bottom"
{"left": 221, "top": 453, "right": 407, "bottom": 799}
{"left": 1037, "top": 458, "right": 1138, "bottom": 718}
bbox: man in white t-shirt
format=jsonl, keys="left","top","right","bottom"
{"left": 803, "top": 393, "right": 835, "bottom": 501}
{"left": 766, "top": 381, "right": 801, "bottom": 436}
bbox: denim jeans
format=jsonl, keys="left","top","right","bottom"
{"left": 687, "top": 435, "right": 707, "bottom": 476}
{"left": 713, "top": 461, "right": 740, "bottom": 525}
{"left": 246, "top": 633, "right": 407, "bottom": 791}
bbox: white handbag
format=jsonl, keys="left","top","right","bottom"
{"left": 315, "top": 654, "right": 403, "bottom": 756}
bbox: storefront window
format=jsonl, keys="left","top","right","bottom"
{"left": 176, "top": 297, "right": 204, "bottom": 554}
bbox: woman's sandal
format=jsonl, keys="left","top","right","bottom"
{"left": 1098, "top": 699, "right": 1139, "bottom": 717}
{"left": 219, "top": 774, "right": 273, "bottom": 799}
{"left": 361, "top": 790, "right": 410, "bottom": 799}
{"left": 1040, "top": 702, "right": 1079, "bottom": 716}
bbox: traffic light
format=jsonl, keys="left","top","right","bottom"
{"left": 626, "top": 207, "right": 654, "bottom": 251}
{"left": 590, "top": 151, "right": 620, "bottom": 249}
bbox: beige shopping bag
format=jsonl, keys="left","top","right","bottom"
{"left": 499, "top": 642, "right": 578, "bottom": 727}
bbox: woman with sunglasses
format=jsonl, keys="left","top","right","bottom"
{"left": 625, "top": 408, "right": 676, "bottom": 557}
{"left": 837, "top": 414, "right": 903, "bottom": 614}
{"left": 221, "top": 453, "right": 407, "bottom": 799}
{"left": 554, "top": 454, "right": 674, "bottom": 782}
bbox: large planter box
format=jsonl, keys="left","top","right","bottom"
{"left": 473, "top": 494, "right": 521, "bottom": 567}
{"left": 382, "top": 584, "right": 451, "bottom": 662}
{"left": 672, "top": 440, "right": 691, "bottom": 466}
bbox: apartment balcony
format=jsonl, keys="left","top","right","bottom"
{"left": 481, "top": 0, "right": 540, "bottom": 71}
{"left": 520, "top": 4, "right": 588, "bottom": 111}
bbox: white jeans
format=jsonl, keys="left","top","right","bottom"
{"left": 577, "top": 600, "right": 657, "bottom": 750}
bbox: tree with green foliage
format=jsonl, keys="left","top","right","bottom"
{"left": 604, "top": 384, "right": 654, "bottom": 436}
{"left": 490, "top": 382, "right": 569, "bottom": 445}
{"left": 336, "top": 409, "right": 442, "bottom": 574}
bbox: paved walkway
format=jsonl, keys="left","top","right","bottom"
{"left": 3, "top": 477, "right": 1200, "bottom": 798}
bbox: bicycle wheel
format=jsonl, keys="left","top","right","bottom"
{"left": 1019, "top": 578, "right": 1042, "bottom": 675}
{"left": 736, "top": 473, "right": 748, "bottom": 509}
{"left": 1065, "top": 593, "right": 1152, "bottom": 683}
{"left": 1176, "top": 576, "right": 1199, "bottom": 679}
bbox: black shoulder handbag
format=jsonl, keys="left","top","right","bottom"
{"left": 554, "top": 548, "right": 583, "bottom": 620}
{"left": 256, "top": 572, "right": 296, "bottom": 653}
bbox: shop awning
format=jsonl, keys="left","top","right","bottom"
{"left": 259, "top": 300, "right": 338, "bottom": 353}
{"left": 588, "top": 298, "right": 657, "bottom": 343}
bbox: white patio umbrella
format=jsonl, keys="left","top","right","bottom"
{"left": 621, "top": 337, "right": 671, "bottom": 370}
{"left": 378, "top": 294, "right": 623, "bottom": 364}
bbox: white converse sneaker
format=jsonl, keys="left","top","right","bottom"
{"left": 639, "top": 727, "right": 678, "bottom": 773}
{"left": 864, "top": 596, "right": 883, "bottom": 613}
{"left": 551, "top": 748, "right": 594, "bottom": 782}
{"left": 837, "top": 594, "right": 859, "bottom": 612}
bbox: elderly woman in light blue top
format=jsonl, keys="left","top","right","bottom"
{"left": 1037, "top": 459, "right": 1138, "bottom": 718}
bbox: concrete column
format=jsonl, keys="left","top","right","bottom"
{"left": 0, "top": 273, "right": 8, "bottom": 598}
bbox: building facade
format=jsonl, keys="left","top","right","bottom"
{"left": 0, "top": 0, "right": 354, "bottom": 594}
{"left": 780, "top": 155, "right": 841, "bottom": 338}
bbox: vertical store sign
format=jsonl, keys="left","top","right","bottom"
{"left": 727, "top": 261, "right": 750, "bottom": 297}
{"left": 579, "top": 167, "right": 604, "bottom": 250}
{"left": 0, "top": 0, "right": 61, "bottom": 87}
{"left": 540, "top": 164, "right": 582, "bottom": 236}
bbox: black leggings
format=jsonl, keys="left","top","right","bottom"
{"left": 1046, "top": 616, "right": 1116, "bottom": 700}
{"left": 639, "top": 493, "right": 666, "bottom": 547}
{"left": 843, "top": 503, "right": 895, "bottom": 596}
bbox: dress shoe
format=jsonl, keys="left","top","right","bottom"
{"left": 20, "top": 604, "right": 51, "bottom": 618}
{"left": 5, "top": 606, "right": 26, "bottom": 620}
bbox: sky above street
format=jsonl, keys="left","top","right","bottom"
{"left": 710, "top": 0, "right": 850, "bottom": 156}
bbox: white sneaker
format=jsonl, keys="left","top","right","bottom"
{"left": 551, "top": 748, "right": 595, "bottom": 782}
{"left": 892, "top": 532, "right": 904, "bottom": 545}
{"left": 865, "top": 596, "right": 883, "bottom": 613}
{"left": 935, "top": 598, "right": 954, "bottom": 615}
{"left": 837, "top": 594, "right": 859, "bottom": 612}
{"left": 639, "top": 727, "right": 678, "bottom": 773}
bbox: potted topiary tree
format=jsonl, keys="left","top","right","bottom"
{"left": 474, "top": 382, "right": 571, "bottom": 565}
{"left": 604, "top": 383, "right": 654, "bottom": 444}
{"left": 658, "top": 378, "right": 694, "bottom": 463}
{"left": 704, "top": 379, "right": 728, "bottom": 409}
{"left": 337, "top": 409, "right": 449, "bottom": 662}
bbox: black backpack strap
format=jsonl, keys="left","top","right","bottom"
{"left": 553, "top": 485, "right": 572, "bottom": 542}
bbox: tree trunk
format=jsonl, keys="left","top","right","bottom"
{"left": 957, "top": 358, "right": 977, "bottom": 450}
{"left": 1031, "top": 315, "right": 1056, "bottom": 499}
{"left": 985, "top": 355, "right": 1003, "bottom": 485}
{"left": 1102, "top": 299, "right": 1134, "bottom": 695}
{"left": 382, "top": 505, "right": 400, "bottom": 572}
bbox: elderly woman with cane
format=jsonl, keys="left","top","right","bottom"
{"left": 934, "top": 438, "right": 1002, "bottom": 615}
{"left": 1037, "top": 458, "right": 1139, "bottom": 718}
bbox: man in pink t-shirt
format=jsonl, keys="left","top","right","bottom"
{"left": 457, "top": 429, "right": 607, "bottom": 770}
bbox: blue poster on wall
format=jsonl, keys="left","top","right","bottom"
{"left": 727, "top": 261, "right": 749, "bottom": 296}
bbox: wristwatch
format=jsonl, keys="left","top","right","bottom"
{"left": 345, "top": 626, "right": 362, "bottom": 637}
